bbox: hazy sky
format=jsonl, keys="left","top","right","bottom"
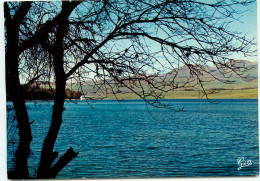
{"left": 231, "top": 1, "right": 257, "bottom": 38}
{"left": 229, "top": 1, "right": 257, "bottom": 61}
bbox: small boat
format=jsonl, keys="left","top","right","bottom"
{"left": 80, "top": 95, "right": 91, "bottom": 100}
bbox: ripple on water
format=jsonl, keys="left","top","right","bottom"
{"left": 7, "top": 99, "right": 259, "bottom": 178}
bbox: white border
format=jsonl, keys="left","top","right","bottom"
{"left": 0, "top": 0, "right": 7, "bottom": 180}
{"left": 0, "top": 0, "right": 259, "bottom": 181}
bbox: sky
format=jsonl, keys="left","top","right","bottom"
{"left": 228, "top": 0, "right": 258, "bottom": 61}
{"left": 227, "top": 0, "right": 257, "bottom": 38}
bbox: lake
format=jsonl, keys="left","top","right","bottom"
{"left": 7, "top": 99, "right": 259, "bottom": 178}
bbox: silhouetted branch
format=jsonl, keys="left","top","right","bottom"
{"left": 50, "top": 148, "right": 79, "bottom": 178}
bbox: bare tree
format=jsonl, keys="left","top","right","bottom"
{"left": 5, "top": 1, "right": 81, "bottom": 178}
{"left": 5, "top": 0, "right": 255, "bottom": 179}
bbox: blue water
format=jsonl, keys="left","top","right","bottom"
{"left": 7, "top": 99, "right": 259, "bottom": 178}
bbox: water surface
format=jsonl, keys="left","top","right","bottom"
{"left": 7, "top": 99, "right": 259, "bottom": 178}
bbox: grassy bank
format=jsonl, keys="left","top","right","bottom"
{"left": 102, "top": 88, "right": 258, "bottom": 100}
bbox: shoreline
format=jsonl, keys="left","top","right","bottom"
{"left": 6, "top": 98, "right": 258, "bottom": 103}
{"left": 5, "top": 88, "right": 258, "bottom": 101}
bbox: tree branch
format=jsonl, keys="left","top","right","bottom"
{"left": 12, "top": 2, "right": 32, "bottom": 25}
{"left": 4, "top": 2, "right": 11, "bottom": 27}
{"left": 50, "top": 148, "right": 78, "bottom": 178}
{"left": 22, "top": 73, "right": 45, "bottom": 90}
{"left": 18, "top": 1, "right": 81, "bottom": 55}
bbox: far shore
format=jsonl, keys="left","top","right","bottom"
{"left": 6, "top": 88, "right": 258, "bottom": 102}
{"left": 101, "top": 88, "right": 258, "bottom": 100}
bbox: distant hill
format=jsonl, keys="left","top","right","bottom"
{"left": 166, "top": 60, "right": 257, "bottom": 79}
{"left": 70, "top": 60, "right": 257, "bottom": 99}
{"left": 163, "top": 60, "right": 257, "bottom": 90}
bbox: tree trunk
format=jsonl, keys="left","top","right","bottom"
{"left": 37, "top": 71, "right": 67, "bottom": 178}
{"left": 6, "top": 44, "right": 32, "bottom": 179}
{"left": 37, "top": 19, "right": 78, "bottom": 178}
{"left": 5, "top": 4, "right": 32, "bottom": 178}
{"left": 5, "top": 1, "right": 80, "bottom": 178}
